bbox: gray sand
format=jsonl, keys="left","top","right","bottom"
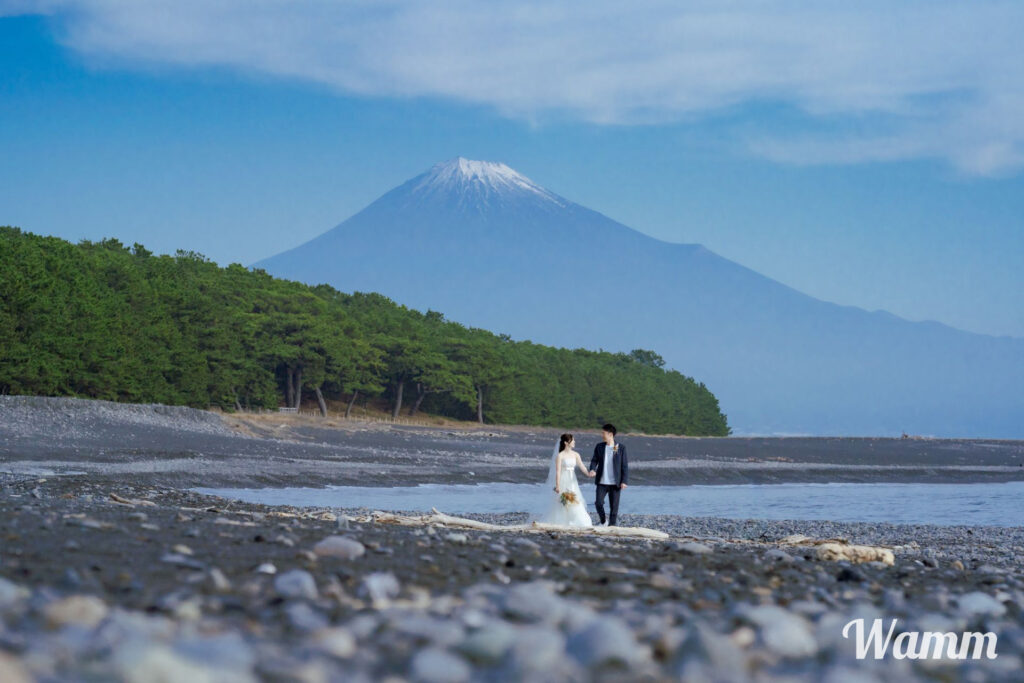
{"left": 1, "top": 396, "right": 1022, "bottom": 681}
{"left": 3, "top": 396, "right": 1023, "bottom": 489}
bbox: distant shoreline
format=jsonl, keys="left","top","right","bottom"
{"left": 3, "top": 396, "right": 1023, "bottom": 490}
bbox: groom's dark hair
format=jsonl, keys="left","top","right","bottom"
{"left": 602, "top": 423, "right": 617, "bottom": 436}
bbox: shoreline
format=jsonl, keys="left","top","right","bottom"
{"left": 3, "top": 396, "right": 1023, "bottom": 490}
{"left": 2, "top": 396, "right": 1023, "bottom": 679}
{"left": 191, "top": 479, "right": 1024, "bottom": 529}
{"left": 2, "top": 475, "right": 1022, "bottom": 681}
{"left": 198, "top": 492, "right": 1024, "bottom": 545}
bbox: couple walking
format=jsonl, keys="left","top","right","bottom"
{"left": 535, "top": 423, "right": 629, "bottom": 528}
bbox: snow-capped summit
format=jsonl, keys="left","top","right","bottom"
{"left": 255, "top": 159, "right": 1024, "bottom": 438}
{"left": 409, "top": 157, "right": 564, "bottom": 209}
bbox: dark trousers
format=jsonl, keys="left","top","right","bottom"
{"left": 595, "top": 483, "right": 621, "bottom": 526}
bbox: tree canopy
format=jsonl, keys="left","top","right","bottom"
{"left": 0, "top": 227, "right": 729, "bottom": 435}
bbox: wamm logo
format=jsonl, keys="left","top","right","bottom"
{"left": 843, "top": 619, "right": 998, "bottom": 660}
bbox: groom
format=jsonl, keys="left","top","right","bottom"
{"left": 588, "top": 423, "right": 628, "bottom": 526}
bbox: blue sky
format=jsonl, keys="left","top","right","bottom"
{"left": 1, "top": 4, "right": 1022, "bottom": 338}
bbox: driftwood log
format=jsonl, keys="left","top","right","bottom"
{"left": 365, "top": 508, "right": 671, "bottom": 540}
{"left": 778, "top": 534, "right": 895, "bottom": 565}
{"left": 173, "top": 495, "right": 895, "bottom": 564}
{"left": 363, "top": 510, "right": 894, "bottom": 563}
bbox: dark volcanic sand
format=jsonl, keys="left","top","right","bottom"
{"left": 3, "top": 396, "right": 1023, "bottom": 489}
{"left": 1, "top": 396, "right": 1023, "bottom": 681}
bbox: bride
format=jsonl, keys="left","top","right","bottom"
{"left": 533, "top": 433, "right": 595, "bottom": 527}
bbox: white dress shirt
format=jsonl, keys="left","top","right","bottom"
{"left": 600, "top": 443, "right": 616, "bottom": 485}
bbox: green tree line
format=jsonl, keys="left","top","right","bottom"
{"left": 0, "top": 227, "right": 729, "bottom": 435}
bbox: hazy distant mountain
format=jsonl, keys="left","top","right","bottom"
{"left": 256, "top": 158, "right": 1023, "bottom": 437}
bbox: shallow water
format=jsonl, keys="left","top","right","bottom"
{"left": 196, "top": 480, "right": 1024, "bottom": 527}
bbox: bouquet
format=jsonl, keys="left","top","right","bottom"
{"left": 559, "top": 490, "right": 579, "bottom": 507}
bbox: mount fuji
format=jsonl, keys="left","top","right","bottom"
{"left": 255, "top": 158, "right": 1023, "bottom": 437}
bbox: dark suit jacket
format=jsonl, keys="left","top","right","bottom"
{"left": 589, "top": 442, "right": 628, "bottom": 486}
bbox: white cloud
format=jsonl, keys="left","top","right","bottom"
{"left": 8, "top": 0, "right": 1024, "bottom": 175}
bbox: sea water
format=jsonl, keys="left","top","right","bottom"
{"left": 195, "top": 480, "right": 1024, "bottom": 527}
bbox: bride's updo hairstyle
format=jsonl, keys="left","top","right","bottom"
{"left": 558, "top": 433, "right": 574, "bottom": 453}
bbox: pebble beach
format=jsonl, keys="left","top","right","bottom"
{"left": 2, "top": 396, "right": 1023, "bottom": 681}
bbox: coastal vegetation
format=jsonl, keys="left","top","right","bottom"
{"left": 0, "top": 227, "right": 729, "bottom": 435}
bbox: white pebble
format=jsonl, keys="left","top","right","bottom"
{"left": 313, "top": 536, "right": 365, "bottom": 560}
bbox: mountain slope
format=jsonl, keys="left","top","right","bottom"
{"left": 256, "top": 159, "right": 1023, "bottom": 437}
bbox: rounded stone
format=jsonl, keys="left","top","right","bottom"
{"left": 741, "top": 605, "right": 817, "bottom": 658}
{"left": 567, "top": 617, "right": 647, "bottom": 668}
{"left": 501, "top": 582, "right": 565, "bottom": 623}
{"left": 675, "top": 624, "right": 748, "bottom": 680}
{"left": 112, "top": 642, "right": 220, "bottom": 683}
{"left": 285, "top": 602, "right": 329, "bottom": 632}
{"left": 409, "top": 648, "right": 471, "bottom": 683}
{"left": 458, "top": 622, "right": 518, "bottom": 664}
{"left": 0, "top": 578, "right": 28, "bottom": 613}
{"left": 313, "top": 627, "right": 357, "bottom": 659}
{"left": 43, "top": 594, "right": 109, "bottom": 629}
{"left": 764, "top": 548, "right": 795, "bottom": 564}
{"left": 208, "top": 568, "right": 232, "bottom": 592}
{"left": 313, "top": 536, "right": 366, "bottom": 560}
{"left": 512, "top": 538, "right": 540, "bottom": 550}
{"left": 361, "top": 572, "right": 401, "bottom": 606}
{"left": 507, "top": 626, "right": 567, "bottom": 675}
{"left": 173, "top": 632, "right": 257, "bottom": 674}
{"left": 394, "top": 615, "right": 465, "bottom": 646}
{"left": 0, "top": 652, "right": 31, "bottom": 683}
{"left": 677, "top": 542, "right": 713, "bottom": 555}
{"left": 957, "top": 591, "right": 1006, "bottom": 618}
{"left": 274, "top": 569, "right": 318, "bottom": 601}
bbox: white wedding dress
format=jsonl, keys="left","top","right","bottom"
{"left": 534, "top": 452, "right": 593, "bottom": 527}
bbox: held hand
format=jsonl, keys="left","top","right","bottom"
{"left": 554, "top": 486, "right": 560, "bottom": 493}
{"left": 588, "top": 470, "right": 596, "bottom": 477}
